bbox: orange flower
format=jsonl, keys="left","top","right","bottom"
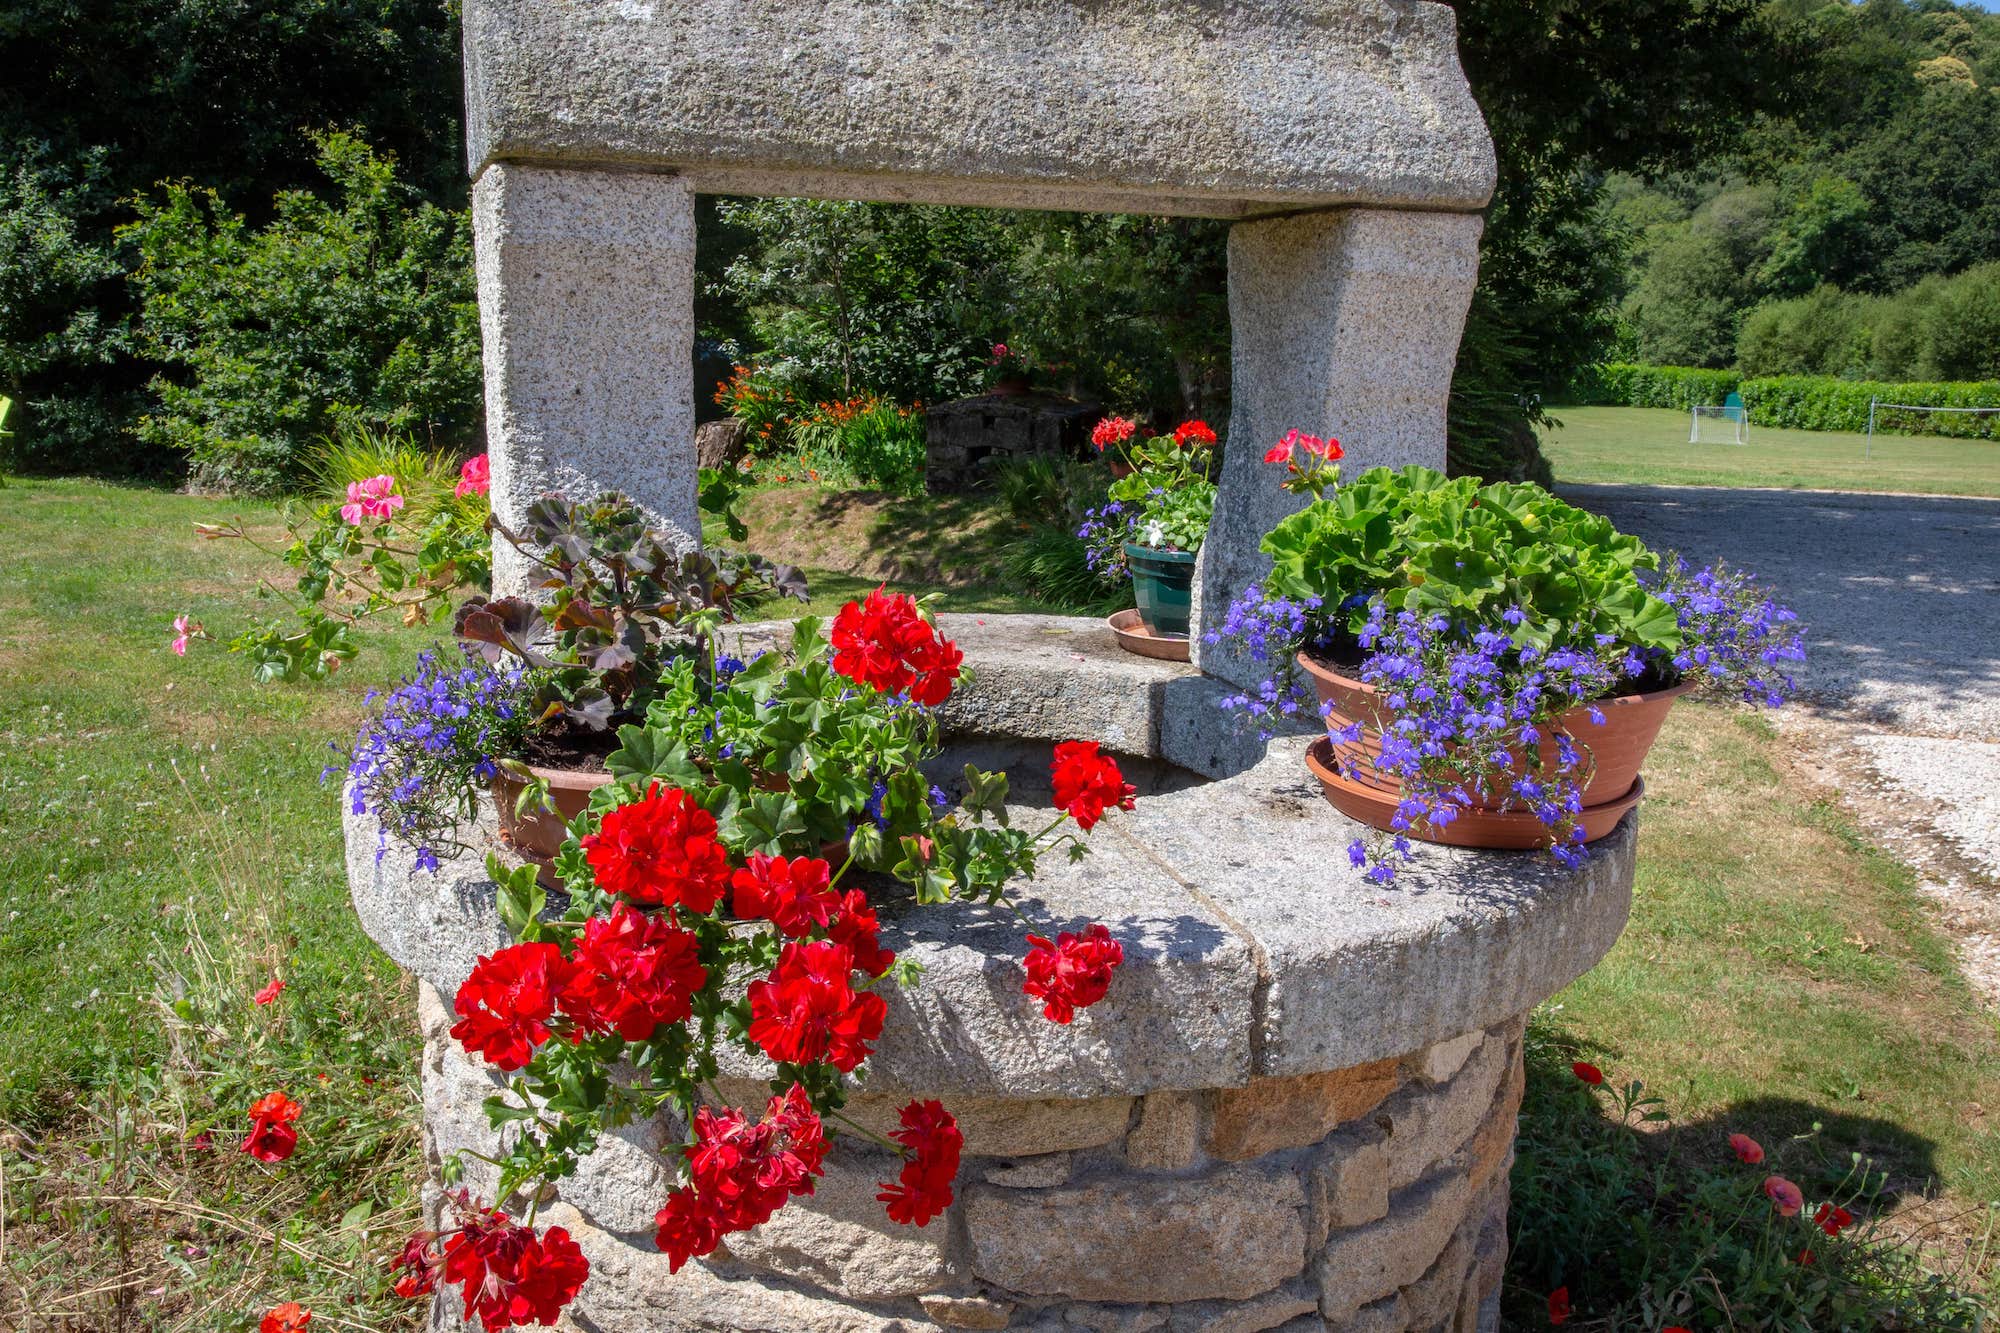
{"left": 259, "top": 1304, "right": 311, "bottom": 1333}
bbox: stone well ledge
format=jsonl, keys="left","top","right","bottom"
{"left": 460, "top": 0, "right": 1497, "bottom": 218}
{"left": 348, "top": 614, "right": 1635, "bottom": 1097}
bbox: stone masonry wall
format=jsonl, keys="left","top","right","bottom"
{"left": 417, "top": 983, "right": 1524, "bottom": 1332}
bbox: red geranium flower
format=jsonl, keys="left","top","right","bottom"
{"left": 1173, "top": 419, "right": 1216, "bottom": 448}
{"left": 1728, "top": 1131, "right": 1764, "bottom": 1164}
{"left": 241, "top": 1091, "right": 301, "bottom": 1163}
{"left": 561, "top": 904, "right": 707, "bottom": 1041}
{"left": 451, "top": 942, "right": 572, "bottom": 1071}
{"left": 656, "top": 1085, "right": 829, "bottom": 1269}
{"left": 581, "top": 783, "right": 732, "bottom": 912}
{"left": 1764, "top": 1175, "right": 1804, "bottom": 1217}
{"left": 829, "top": 888, "right": 896, "bottom": 979}
{"left": 829, "top": 588, "right": 963, "bottom": 706}
{"left": 455, "top": 453, "right": 491, "bottom": 499}
{"left": 259, "top": 1303, "right": 311, "bottom": 1333}
{"left": 1571, "top": 1061, "right": 1604, "bottom": 1086}
{"left": 1022, "top": 924, "right": 1124, "bottom": 1024}
{"left": 1090, "top": 415, "right": 1136, "bottom": 450}
{"left": 746, "top": 940, "right": 887, "bottom": 1071}
{"left": 1050, "top": 740, "right": 1135, "bottom": 831}
{"left": 254, "top": 976, "right": 286, "bottom": 1006}
{"left": 877, "top": 1099, "right": 963, "bottom": 1226}
{"left": 732, "top": 853, "right": 839, "bottom": 937}
{"left": 391, "top": 1230, "right": 442, "bottom": 1299}
{"left": 441, "top": 1205, "right": 590, "bottom": 1330}
{"left": 1815, "top": 1202, "right": 1854, "bottom": 1237}
{"left": 1547, "top": 1286, "right": 1570, "bottom": 1325}
{"left": 1262, "top": 429, "right": 1343, "bottom": 466}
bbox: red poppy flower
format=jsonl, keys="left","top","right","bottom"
{"left": 561, "top": 904, "right": 707, "bottom": 1041}
{"left": 259, "top": 1303, "right": 311, "bottom": 1333}
{"left": 877, "top": 1099, "right": 963, "bottom": 1226}
{"left": 1798, "top": 1247, "right": 1816, "bottom": 1265}
{"left": 391, "top": 1231, "right": 442, "bottom": 1299}
{"left": 1814, "top": 1202, "right": 1854, "bottom": 1237}
{"left": 1728, "top": 1131, "right": 1764, "bottom": 1165}
{"left": 1571, "top": 1061, "right": 1604, "bottom": 1086}
{"left": 1173, "top": 419, "right": 1216, "bottom": 448}
{"left": 441, "top": 1206, "right": 590, "bottom": 1330}
{"left": 581, "top": 783, "right": 732, "bottom": 912}
{"left": 746, "top": 940, "right": 887, "bottom": 1071}
{"left": 829, "top": 588, "right": 963, "bottom": 706}
{"left": 254, "top": 976, "right": 286, "bottom": 1006}
{"left": 1090, "top": 415, "right": 1136, "bottom": 450}
{"left": 829, "top": 889, "right": 896, "bottom": 978}
{"left": 241, "top": 1091, "right": 301, "bottom": 1163}
{"left": 189, "top": 1129, "right": 213, "bottom": 1152}
{"left": 1022, "top": 924, "right": 1124, "bottom": 1024}
{"left": 1547, "top": 1286, "right": 1571, "bottom": 1325}
{"left": 1049, "top": 740, "right": 1136, "bottom": 831}
{"left": 1764, "top": 1175, "right": 1804, "bottom": 1217}
{"left": 732, "top": 853, "right": 840, "bottom": 937}
{"left": 451, "top": 942, "right": 572, "bottom": 1071}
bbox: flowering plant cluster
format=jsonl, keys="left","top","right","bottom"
{"left": 1209, "top": 450, "right": 1805, "bottom": 878}
{"left": 177, "top": 454, "right": 492, "bottom": 681}
{"left": 987, "top": 340, "right": 1034, "bottom": 386}
{"left": 1077, "top": 415, "right": 1219, "bottom": 581}
{"left": 375, "top": 588, "right": 1132, "bottom": 1327}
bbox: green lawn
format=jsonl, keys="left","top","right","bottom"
{"left": 1542, "top": 405, "right": 2000, "bottom": 497}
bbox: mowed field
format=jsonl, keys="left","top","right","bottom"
{"left": 1542, "top": 405, "right": 2000, "bottom": 498}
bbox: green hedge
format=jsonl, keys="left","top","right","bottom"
{"left": 1572, "top": 363, "right": 1741, "bottom": 411}
{"left": 1738, "top": 376, "right": 2000, "bottom": 439}
{"left": 1576, "top": 363, "right": 2000, "bottom": 439}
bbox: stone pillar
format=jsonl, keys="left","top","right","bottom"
{"left": 472, "top": 164, "right": 700, "bottom": 595}
{"left": 1193, "top": 209, "right": 1484, "bottom": 686}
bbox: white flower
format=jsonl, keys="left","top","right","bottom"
{"left": 1143, "top": 520, "right": 1164, "bottom": 547}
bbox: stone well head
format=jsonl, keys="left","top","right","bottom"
{"left": 354, "top": 4, "right": 1639, "bottom": 1329}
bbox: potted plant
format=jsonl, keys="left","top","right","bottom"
{"left": 1207, "top": 431, "right": 1805, "bottom": 880}
{"left": 343, "top": 491, "right": 807, "bottom": 880}
{"left": 1080, "top": 415, "right": 1218, "bottom": 644}
{"left": 986, "top": 341, "right": 1033, "bottom": 395}
{"left": 375, "top": 589, "right": 1140, "bottom": 1327}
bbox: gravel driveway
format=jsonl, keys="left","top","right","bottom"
{"left": 1562, "top": 485, "right": 2000, "bottom": 741}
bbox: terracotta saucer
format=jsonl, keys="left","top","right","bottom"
{"left": 1304, "top": 737, "right": 1643, "bottom": 849}
{"left": 1107, "top": 608, "right": 1190, "bottom": 662}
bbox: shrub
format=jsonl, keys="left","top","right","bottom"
{"left": 1736, "top": 287, "right": 1874, "bottom": 378}
{"left": 1572, "top": 363, "right": 1742, "bottom": 410}
{"left": 122, "top": 132, "right": 480, "bottom": 494}
{"left": 1739, "top": 375, "right": 2000, "bottom": 438}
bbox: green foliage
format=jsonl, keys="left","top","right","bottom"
{"left": 1741, "top": 375, "right": 2000, "bottom": 439}
{"left": 788, "top": 398, "right": 929, "bottom": 495}
{"left": 1574, "top": 363, "right": 1743, "bottom": 411}
{"left": 121, "top": 133, "right": 481, "bottom": 493}
{"left": 1737, "top": 264, "right": 2000, "bottom": 382}
{"left": 991, "top": 455, "right": 1131, "bottom": 614}
{"left": 1102, "top": 424, "right": 1217, "bottom": 554}
{"left": 1261, "top": 466, "right": 1673, "bottom": 652}
{"left": 1509, "top": 1018, "right": 1993, "bottom": 1329}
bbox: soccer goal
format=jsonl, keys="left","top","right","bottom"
{"left": 1689, "top": 398, "right": 1749, "bottom": 445}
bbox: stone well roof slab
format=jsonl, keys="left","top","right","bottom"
{"left": 462, "top": 0, "right": 1497, "bottom": 217}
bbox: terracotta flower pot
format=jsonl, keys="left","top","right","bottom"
{"left": 491, "top": 762, "right": 614, "bottom": 884}
{"left": 1296, "top": 651, "right": 1690, "bottom": 813}
{"left": 1305, "top": 739, "right": 1643, "bottom": 848}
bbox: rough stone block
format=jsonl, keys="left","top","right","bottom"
{"left": 1064, "top": 1303, "right": 1168, "bottom": 1332}
{"left": 1165, "top": 1281, "right": 1319, "bottom": 1333}
{"left": 1324, "top": 1293, "right": 1409, "bottom": 1333}
{"left": 555, "top": 1104, "right": 679, "bottom": 1235}
{"left": 982, "top": 1153, "right": 1075, "bottom": 1188}
{"left": 720, "top": 1148, "right": 960, "bottom": 1301}
{"left": 844, "top": 1092, "right": 1132, "bottom": 1159}
{"left": 1410, "top": 1030, "right": 1483, "bottom": 1086}
{"left": 1206, "top": 1061, "right": 1400, "bottom": 1162}
{"left": 920, "top": 1293, "right": 1017, "bottom": 1329}
{"left": 471, "top": 163, "right": 700, "bottom": 596}
{"left": 1307, "top": 1125, "right": 1391, "bottom": 1243}
{"left": 462, "top": 0, "right": 1496, "bottom": 218}
{"left": 1456, "top": 1052, "right": 1525, "bottom": 1194}
{"left": 1193, "top": 209, "right": 1484, "bottom": 685}
{"left": 1399, "top": 1224, "right": 1474, "bottom": 1329}
{"left": 1125, "top": 1091, "right": 1202, "bottom": 1171}
{"left": 967, "top": 1165, "right": 1307, "bottom": 1304}
{"left": 1380, "top": 1035, "right": 1506, "bottom": 1191}
{"left": 1314, "top": 1167, "right": 1471, "bottom": 1319}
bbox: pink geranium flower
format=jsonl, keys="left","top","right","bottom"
{"left": 455, "top": 454, "right": 490, "bottom": 498}
{"left": 339, "top": 475, "right": 404, "bottom": 525}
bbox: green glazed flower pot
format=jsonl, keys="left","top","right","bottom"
{"left": 1124, "top": 542, "right": 1196, "bottom": 639}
